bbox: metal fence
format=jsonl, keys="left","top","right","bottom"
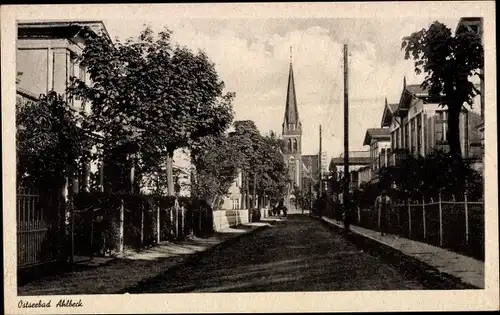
{"left": 17, "top": 187, "right": 63, "bottom": 268}
{"left": 324, "top": 195, "right": 484, "bottom": 260}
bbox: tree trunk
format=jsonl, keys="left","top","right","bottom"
{"left": 447, "top": 105, "right": 462, "bottom": 161}
{"left": 166, "top": 150, "right": 174, "bottom": 196}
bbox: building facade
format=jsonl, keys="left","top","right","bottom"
{"left": 219, "top": 170, "right": 244, "bottom": 210}
{"left": 17, "top": 20, "right": 111, "bottom": 196}
{"left": 362, "top": 126, "right": 391, "bottom": 177}
{"left": 381, "top": 78, "right": 482, "bottom": 166}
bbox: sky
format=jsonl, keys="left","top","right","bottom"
{"left": 103, "top": 17, "right": 463, "bottom": 160}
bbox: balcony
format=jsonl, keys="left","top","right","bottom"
{"left": 388, "top": 149, "right": 409, "bottom": 167}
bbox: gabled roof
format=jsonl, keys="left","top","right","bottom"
{"left": 330, "top": 156, "right": 371, "bottom": 166}
{"left": 381, "top": 97, "right": 399, "bottom": 127}
{"left": 363, "top": 128, "right": 391, "bottom": 146}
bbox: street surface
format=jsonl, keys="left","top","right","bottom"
{"left": 127, "top": 214, "right": 425, "bottom": 292}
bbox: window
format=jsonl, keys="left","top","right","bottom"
{"left": 69, "top": 54, "right": 76, "bottom": 106}
{"left": 288, "top": 139, "right": 293, "bottom": 152}
{"left": 289, "top": 123, "right": 295, "bottom": 130}
{"left": 293, "top": 139, "right": 298, "bottom": 152}
{"left": 232, "top": 198, "right": 240, "bottom": 210}
{"left": 411, "top": 118, "right": 416, "bottom": 155}
{"left": 396, "top": 129, "right": 400, "bottom": 149}
{"left": 403, "top": 123, "right": 408, "bottom": 149}
{"left": 436, "top": 110, "right": 448, "bottom": 142}
{"left": 417, "top": 114, "right": 422, "bottom": 155}
{"left": 391, "top": 132, "right": 395, "bottom": 150}
{"left": 79, "top": 64, "right": 87, "bottom": 111}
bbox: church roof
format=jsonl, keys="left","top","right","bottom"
{"left": 283, "top": 62, "right": 300, "bottom": 125}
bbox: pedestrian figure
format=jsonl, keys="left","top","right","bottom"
{"left": 375, "top": 189, "right": 392, "bottom": 236}
{"left": 282, "top": 204, "right": 288, "bottom": 217}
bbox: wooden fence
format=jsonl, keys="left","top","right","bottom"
{"left": 324, "top": 193, "right": 485, "bottom": 260}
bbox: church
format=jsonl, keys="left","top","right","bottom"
{"left": 281, "top": 51, "right": 318, "bottom": 210}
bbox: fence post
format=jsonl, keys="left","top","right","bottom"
{"left": 407, "top": 198, "right": 412, "bottom": 238}
{"left": 439, "top": 192, "right": 443, "bottom": 247}
{"left": 70, "top": 199, "right": 75, "bottom": 264}
{"left": 119, "top": 199, "right": 124, "bottom": 253}
{"left": 140, "top": 203, "right": 144, "bottom": 247}
{"left": 422, "top": 196, "right": 426, "bottom": 240}
{"left": 181, "top": 206, "right": 185, "bottom": 238}
{"left": 175, "top": 199, "right": 179, "bottom": 238}
{"left": 156, "top": 204, "right": 160, "bottom": 244}
{"left": 464, "top": 191, "right": 469, "bottom": 245}
{"left": 169, "top": 206, "right": 174, "bottom": 239}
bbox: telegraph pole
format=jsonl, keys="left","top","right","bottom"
{"left": 319, "top": 125, "right": 323, "bottom": 195}
{"left": 343, "top": 44, "right": 350, "bottom": 232}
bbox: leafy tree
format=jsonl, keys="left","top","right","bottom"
{"left": 190, "top": 133, "right": 240, "bottom": 208}
{"left": 402, "top": 20, "right": 483, "bottom": 161}
{"left": 16, "top": 91, "right": 91, "bottom": 194}
{"left": 69, "top": 26, "right": 234, "bottom": 195}
{"left": 255, "top": 131, "right": 290, "bottom": 205}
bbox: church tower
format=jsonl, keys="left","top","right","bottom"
{"left": 282, "top": 48, "right": 302, "bottom": 203}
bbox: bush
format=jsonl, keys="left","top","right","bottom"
{"left": 70, "top": 192, "right": 216, "bottom": 254}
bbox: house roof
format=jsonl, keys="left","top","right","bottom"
{"left": 381, "top": 97, "right": 399, "bottom": 127}
{"left": 456, "top": 17, "right": 483, "bottom": 35}
{"left": 339, "top": 151, "right": 370, "bottom": 158}
{"left": 18, "top": 20, "right": 111, "bottom": 42}
{"left": 330, "top": 156, "right": 371, "bottom": 166}
{"left": 363, "top": 128, "right": 391, "bottom": 146}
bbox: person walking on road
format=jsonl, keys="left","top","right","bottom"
{"left": 375, "top": 189, "right": 392, "bottom": 236}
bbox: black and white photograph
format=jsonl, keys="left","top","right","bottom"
{"left": 2, "top": 2, "right": 498, "bottom": 313}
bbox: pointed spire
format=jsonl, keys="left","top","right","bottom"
{"left": 385, "top": 97, "right": 388, "bottom": 107}
{"left": 290, "top": 46, "right": 292, "bottom": 63}
{"left": 283, "top": 56, "right": 300, "bottom": 127}
{"left": 403, "top": 76, "right": 407, "bottom": 88}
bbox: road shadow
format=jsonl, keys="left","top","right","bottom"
{"left": 18, "top": 223, "right": 271, "bottom": 296}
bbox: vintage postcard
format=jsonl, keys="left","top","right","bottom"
{"left": 2, "top": 2, "right": 498, "bottom": 313}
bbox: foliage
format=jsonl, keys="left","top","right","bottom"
{"left": 255, "top": 131, "right": 290, "bottom": 202}
{"left": 402, "top": 20, "right": 483, "bottom": 160}
{"left": 16, "top": 91, "right": 91, "bottom": 191}
{"left": 190, "top": 133, "right": 241, "bottom": 208}
{"left": 378, "top": 150, "right": 483, "bottom": 201}
{"left": 69, "top": 26, "right": 234, "bottom": 192}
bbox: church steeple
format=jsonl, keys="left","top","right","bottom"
{"left": 283, "top": 48, "right": 301, "bottom": 131}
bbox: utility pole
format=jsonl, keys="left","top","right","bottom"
{"left": 319, "top": 125, "right": 323, "bottom": 195}
{"left": 343, "top": 44, "right": 350, "bottom": 232}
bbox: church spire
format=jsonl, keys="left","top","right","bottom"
{"left": 283, "top": 48, "right": 300, "bottom": 127}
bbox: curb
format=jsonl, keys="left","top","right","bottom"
{"left": 116, "top": 223, "right": 271, "bottom": 294}
{"left": 317, "top": 216, "right": 479, "bottom": 290}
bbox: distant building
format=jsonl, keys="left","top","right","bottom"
{"left": 381, "top": 77, "right": 482, "bottom": 167}
{"left": 329, "top": 151, "right": 371, "bottom": 193}
{"left": 281, "top": 52, "right": 313, "bottom": 208}
{"left": 363, "top": 126, "right": 391, "bottom": 179}
{"left": 219, "top": 169, "right": 244, "bottom": 210}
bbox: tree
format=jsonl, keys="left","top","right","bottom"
{"left": 190, "top": 133, "right": 240, "bottom": 208}
{"left": 256, "top": 131, "right": 290, "bottom": 205}
{"left": 16, "top": 91, "right": 91, "bottom": 194}
{"left": 402, "top": 21, "right": 483, "bottom": 161}
{"left": 69, "top": 26, "right": 234, "bottom": 195}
